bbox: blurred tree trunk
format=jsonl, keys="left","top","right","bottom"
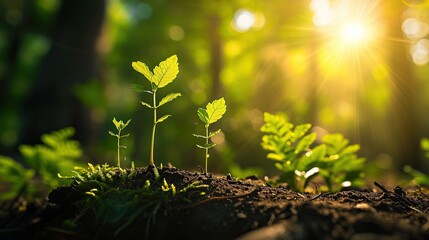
{"left": 21, "top": 0, "right": 106, "bottom": 147}
{"left": 383, "top": 1, "right": 420, "bottom": 169}
{"left": 208, "top": 14, "right": 223, "bottom": 99}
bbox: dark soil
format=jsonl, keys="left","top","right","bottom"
{"left": 1, "top": 166, "right": 429, "bottom": 240}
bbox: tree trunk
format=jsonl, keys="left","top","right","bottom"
{"left": 21, "top": 0, "right": 106, "bottom": 147}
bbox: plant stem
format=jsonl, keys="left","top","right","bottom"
{"left": 117, "top": 131, "right": 121, "bottom": 168}
{"left": 205, "top": 125, "right": 209, "bottom": 173}
{"left": 150, "top": 89, "right": 157, "bottom": 165}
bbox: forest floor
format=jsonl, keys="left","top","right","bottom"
{"left": 1, "top": 166, "right": 429, "bottom": 240}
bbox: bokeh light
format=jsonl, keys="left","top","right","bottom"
{"left": 232, "top": 9, "right": 255, "bottom": 32}
{"left": 410, "top": 39, "right": 429, "bottom": 65}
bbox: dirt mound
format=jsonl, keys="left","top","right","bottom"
{"left": 1, "top": 167, "right": 429, "bottom": 239}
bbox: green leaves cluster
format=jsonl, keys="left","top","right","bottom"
{"left": 194, "top": 98, "right": 227, "bottom": 173}
{"left": 0, "top": 128, "right": 83, "bottom": 200}
{"left": 131, "top": 55, "right": 181, "bottom": 165}
{"left": 109, "top": 117, "right": 131, "bottom": 168}
{"left": 261, "top": 112, "right": 365, "bottom": 192}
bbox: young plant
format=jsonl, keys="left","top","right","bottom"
{"left": 108, "top": 117, "right": 131, "bottom": 169}
{"left": 261, "top": 112, "right": 319, "bottom": 191}
{"left": 131, "top": 55, "right": 181, "bottom": 166}
{"left": 261, "top": 112, "right": 365, "bottom": 192}
{"left": 193, "top": 98, "right": 227, "bottom": 173}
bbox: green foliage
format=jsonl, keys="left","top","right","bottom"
{"left": 131, "top": 55, "right": 181, "bottom": 166}
{"left": 403, "top": 138, "right": 429, "bottom": 186}
{"left": 193, "top": 98, "right": 227, "bottom": 173}
{"left": 0, "top": 156, "right": 35, "bottom": 200}
{"left": 0, "top": 128, "right": 83, "bottom": 200}
{"left": 261, "top": 112, "right": 365, "bottom": 192}
{"left": 108, "top": 117, "right": 131, "bottom": 168}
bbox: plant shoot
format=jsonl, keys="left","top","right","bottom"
{"left": 193, "top": 98, "right": 227, "bottom": 173}
{"left": 109, "top": 117, "right": 131, "bottom": 168}
{"left": 131, "top": 55, "right": 181, "bottom": 166}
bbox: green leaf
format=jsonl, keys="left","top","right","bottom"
{"left": 112, "top": 118, "right": 131, "bottom": 131}
{"left": 152, "top": 55, "right": 179, "bottom": 88}
{"left": 297, "top": 145, "right": 326, "bottom": 170}
{"left": 192, "top": 134, "right": 208, "bottom": 139}
{"left": 108, "top": 131, "right": 117, "bottom": 137}
{"left": 196, "top": 143, "right": 216, "bottom": 149}
{"left": 113, "top": 117, "right": 121, "bottom": 130}
{"left": 205, "top": 97, "right": 227, "bottom": 125}
{"left": 209, "top": 129, "right": 221, "bottom": 138}
{"left": 157, "top": 115, "right": 171, "bottom": 123}
{"left": 158, "top": 93, "right": 181, "bottom": 107}
{"left": 196, "top": 144, "right": 207, "bottom": 149}
{"left": 295, "top": 132, "right": 316, "bottom": 154}
{"left": 141, "top": 101, "right": 153, "bottom": 108}
{"left": 197, "top": 108, "right": 209, "bottom": 124}
{"left": 132, "top": 61, "right": 153, "bottom": 81}
{"left": 130, "top": 84, "right": 145, "bottom": 93}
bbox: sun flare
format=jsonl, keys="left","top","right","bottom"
{"left": 341, "top": 22, "right": 369, "bottom": 44}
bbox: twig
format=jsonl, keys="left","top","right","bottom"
{"left": 373, "top": 182, "right": 424, "bottom": 214}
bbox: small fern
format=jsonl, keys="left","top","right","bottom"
{"left": 261, "top": 112, "right": 365, "bottom": 192}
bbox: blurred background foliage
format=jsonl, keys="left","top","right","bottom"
{"left": 1, "top": 0, "right": 429, "bottom": 182}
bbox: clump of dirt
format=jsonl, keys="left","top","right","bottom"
{"left": 1, "top": 166, "right": 429, "bottom": 240}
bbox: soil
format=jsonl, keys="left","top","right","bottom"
{"left": 1, "top": 166, "right": 429, "bottom": 240}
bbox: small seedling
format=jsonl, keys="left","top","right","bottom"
{"left": 131, "top": 55, "right": 181, "bottom": 166}
{"left": 109, "top": 117, "right": 131, "bottom": 168}
{"left": 193, "top": 98, "right": 227, "bottom": 173}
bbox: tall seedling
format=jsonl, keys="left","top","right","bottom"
{"left": 131, "top": 55, "right": 181, "bottom": 165}
{"left": 193, "top": 98, "right": 226, "bottom": 173}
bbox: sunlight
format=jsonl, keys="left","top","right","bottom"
{"left": 341, "top": 22, "right": 368, "bottom": 44}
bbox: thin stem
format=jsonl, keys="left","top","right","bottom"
{"left": 150, "top": 89, "right": 157, "bottom": 165}
{"left": 205, "top": 125, "right": 209, "bottom": 173}
{"left": 117, "top": 129, "right": 121, "bottom": 168}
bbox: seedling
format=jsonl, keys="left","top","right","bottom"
{"left": 131, "top": 55, "right": 181, "bottom": 166}
{"left": 109, "top": 117, "right": 131, "bottom": 169}
{"left": 261, "top": 112, "right": 365, "bottom": 192}
{"left": 193, "top": 98, "right": 227, "bottom": 173}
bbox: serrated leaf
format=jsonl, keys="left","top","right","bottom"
{"left": 152, "top": 55, "right": 179, "bottom": 88}
{"left": 132, "top": 61, "right": 153, "bottom": 81}
{"left": 157, "top": 115, "right": 171, "bottom": 123}
{"left": 141, "top": 101, "right": 153, "bottom": 108}
{"left": 197, "top": 108, "right": 209, "bottom": 124}
{"left": 130, "top": 84, "right": 145, "bottom": 93}
{"left": 209, "top": 129, "right": 221, "bottom": 138}
{"left": 158, "top": 93, "right": 181, "bottom": 107}
{"left": 205, "top": 97, "right": 226, "bottom": 125}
